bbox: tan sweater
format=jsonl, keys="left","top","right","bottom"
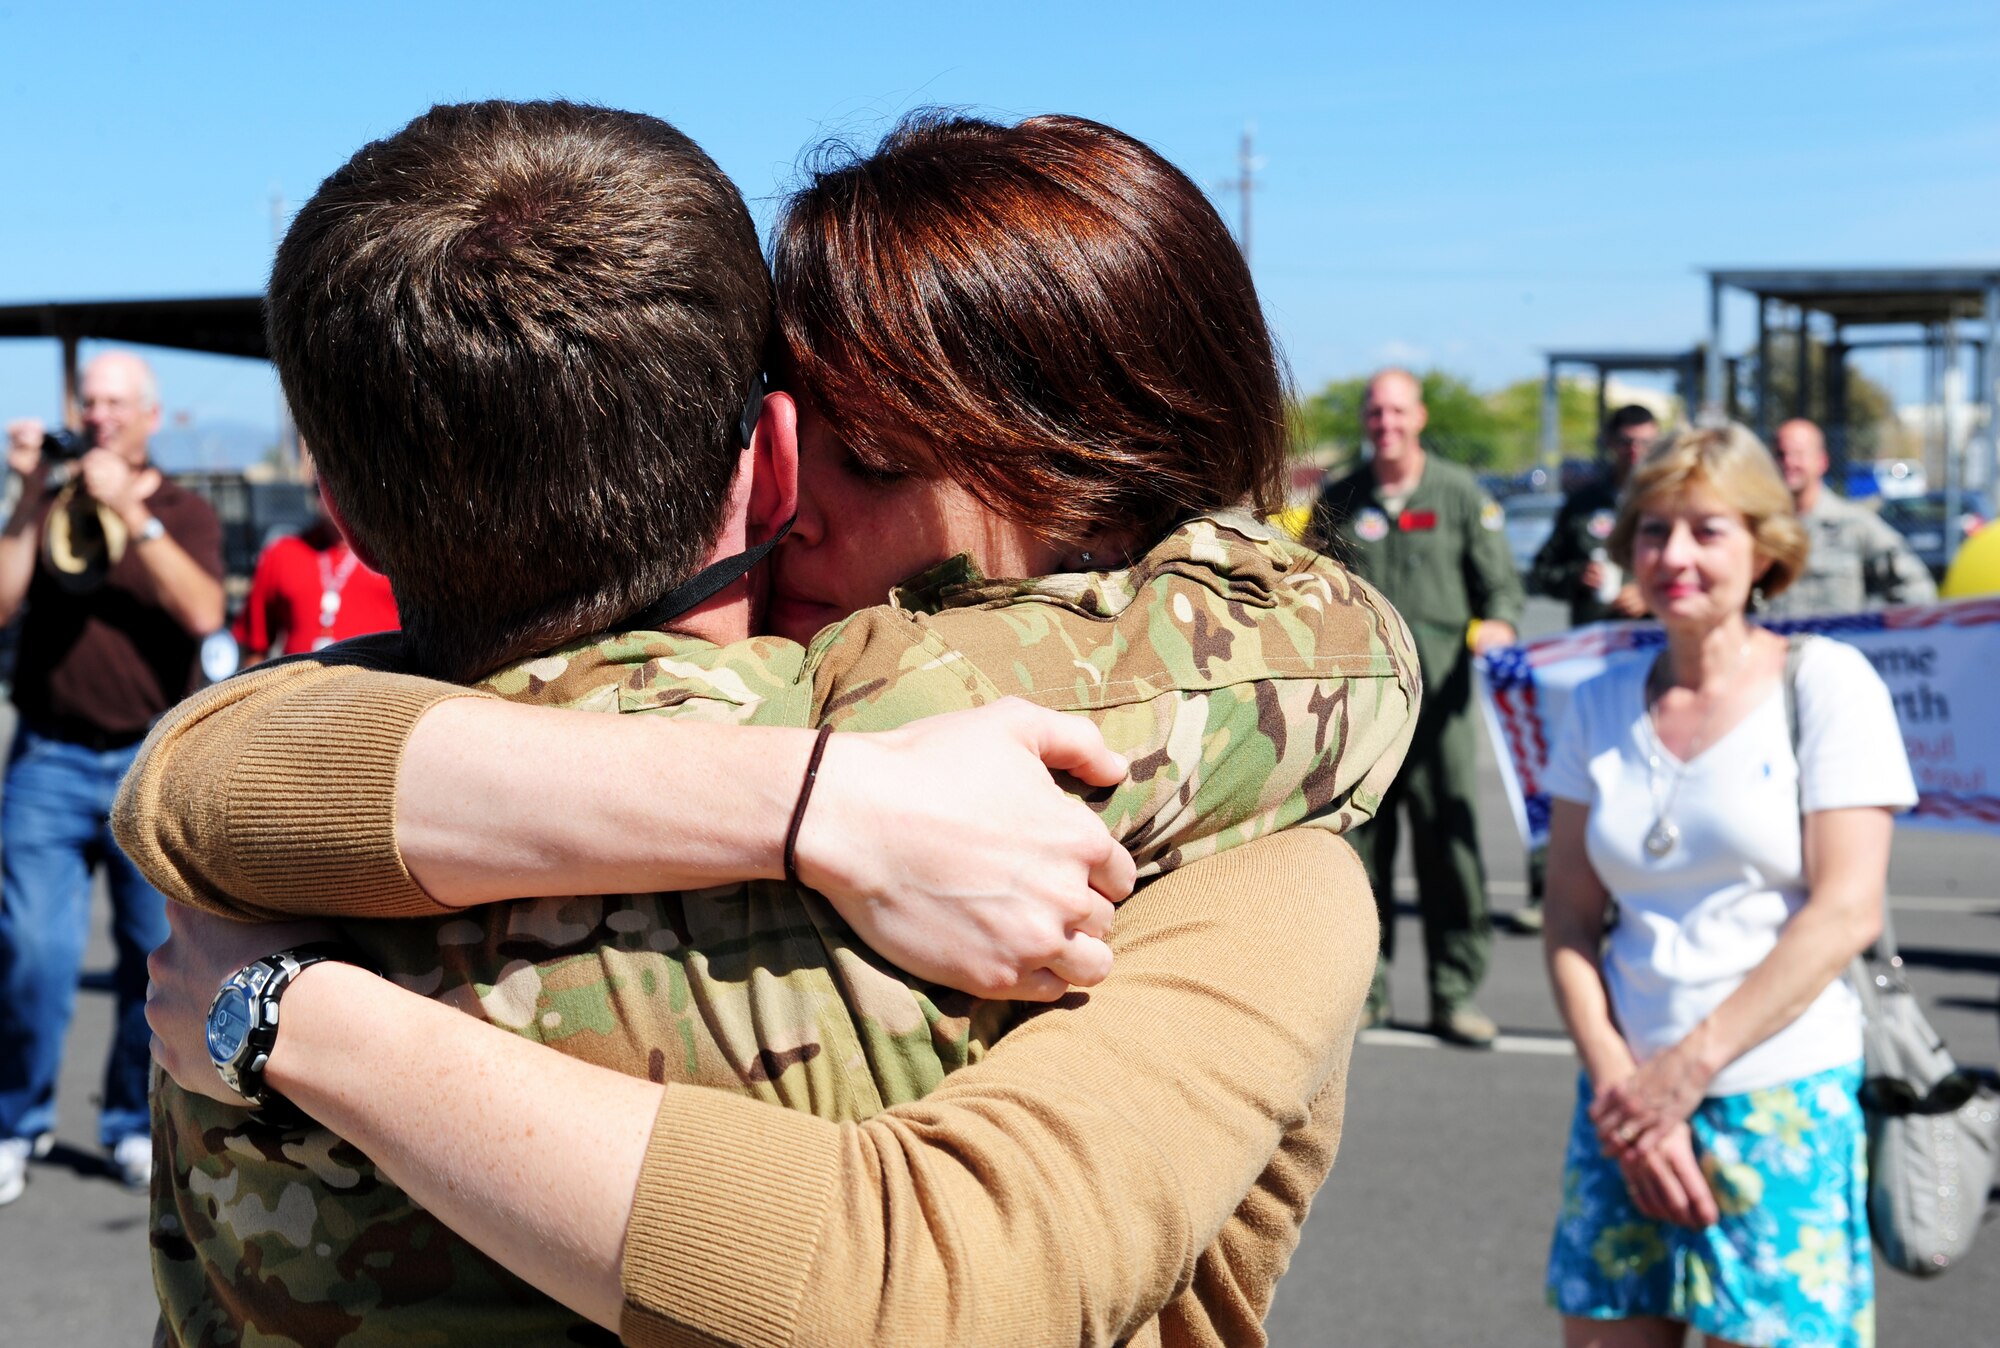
{"left": 117, "top": 674, "right": 1378, "bottom": 1346}
{"left": 620, "top": 828, "right": 1373, "bottom": 1347}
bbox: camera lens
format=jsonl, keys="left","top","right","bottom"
{"left": 40, "top": 428, "right": 89, "bottom": 460}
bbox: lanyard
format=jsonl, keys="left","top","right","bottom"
{"left": 313, "top": 546, "right": 363, "bottom": 649}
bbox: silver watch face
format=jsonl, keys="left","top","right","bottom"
{"left": 207, "top": 985, "right": 255, "bottom": 1064}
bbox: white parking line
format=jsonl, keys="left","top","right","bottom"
{"left": 1360, "top": 1028, "right": 1576, "bottom": 1057}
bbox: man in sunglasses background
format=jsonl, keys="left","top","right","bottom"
{"left": 1507, "top": 406, "right": 1658, "bottom": 937}
{"left": 1531, "top": 404, "right": 1658, "bottom": 628}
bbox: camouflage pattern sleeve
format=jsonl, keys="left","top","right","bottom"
{"left": 807, "top": 512, "right": 1422, "bottom": 879}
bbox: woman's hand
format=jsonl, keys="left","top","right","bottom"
{"left": 146, "top": 901, "right": 339, "bottom": 1107}
{"left": 1615, "top": 1122, "right": 1719, "bottom": 1229}
{"left": 1590, "top": 1040, "right": 1715, "bottom": 1158}
{"left": 796, "top": 698, "right": 1137, "bottom": 1002}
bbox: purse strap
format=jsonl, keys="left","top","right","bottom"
{"left": 1784, "top": 632, "right": 1906, "bottom": 1005}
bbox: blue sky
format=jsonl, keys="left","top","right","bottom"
{"left": 3, "top": 0, "right": 1997, "bottom": 453}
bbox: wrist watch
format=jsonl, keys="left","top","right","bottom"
{"left": 205, "top": 944, "right": 352, "bottom": 1110}
{"left": 134, "top": 514, "right": 167, "bottom": 543}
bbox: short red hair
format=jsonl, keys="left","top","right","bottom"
{"left": 774, "top": 112, "right": 1290, "bottom": 548}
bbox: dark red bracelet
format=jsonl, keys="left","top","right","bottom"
{"left": 783, "top": 724, "right": 835, "bottom": 887}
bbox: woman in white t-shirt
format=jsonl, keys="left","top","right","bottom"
{"left": 1541, "top": 424, "right": 1915, "bottom": 1348}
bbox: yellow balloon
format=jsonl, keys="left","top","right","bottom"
{"left": 1275, "top": 503, "right": 1313, "bottom": 541}
{"left": 1941, "top": 522, "right": 2000, "bottom": 597}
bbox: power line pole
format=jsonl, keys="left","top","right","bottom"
{"left": 1217, "top": 125, "right": 1263, "bottom": 265}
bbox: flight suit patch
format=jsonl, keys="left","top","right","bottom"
{"left": 1587, "top": 509, "right": 1616, "bottom": 540}
{"left": 1355, "top": 508, "right": 1390, "bottom": 542}
{"left": 1479, "top": 500, "right": 1505, "bottom": 532}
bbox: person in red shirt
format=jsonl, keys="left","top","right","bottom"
{"left": 235, "top": 475, "right": 398, "bottom": 663}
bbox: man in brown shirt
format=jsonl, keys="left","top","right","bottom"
{"left": 0, "top": 351, "right": 224, "bottom": 1203}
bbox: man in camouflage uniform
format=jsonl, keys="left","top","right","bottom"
{"left": 135, "top": 102, "right": 1422, "bottom": 1346}
{"left": 1308, "top": 369, "right": 1522, "bottom": 1047}
{"left": 1766, "top": 417, "right": 1935, "bottom": 618}
{"left": 1531, "top": 404, "right": 1658, "bottom": 627}
{"left": 144, "top": 517, "right": 1418, "bottom": 1348}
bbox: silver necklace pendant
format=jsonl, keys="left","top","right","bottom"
{"left": 1644, "top": 817, "right": 1681, "bottom": 859}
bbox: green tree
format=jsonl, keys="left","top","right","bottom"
{"left": 1291, "top": 376, "right": 1367, "bottom": 458}
{"left": 1486, "top": 376, "right": 1604, "bottom": 471}
{"left": 1293, "top": 368, "right": 1607, "bottom": 474}
{"left": 1740, "top": 331, "right": 1896, "bottom": 458}
{"left": 1415, "top": 370, "right": 1501, "bottom": 467}
{"left": 1292, "top": 369, "right": 1505, "bottom": 467}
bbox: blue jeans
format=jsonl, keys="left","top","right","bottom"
{"left": 0, "top": 725, "right": 169, "bottom": 1147}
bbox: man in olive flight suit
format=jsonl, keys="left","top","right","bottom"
{"left": 1309, "top": 369, "right": 1524, "bottom": 1047}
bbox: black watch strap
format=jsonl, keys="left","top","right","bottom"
{"left": 209, "top": 942, "right": 358, "bottom": 1114}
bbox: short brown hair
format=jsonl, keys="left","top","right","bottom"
{"left": 1610, "top": 423, "right": 1810, "bottom": 597}
{"left": 269, "top": 100, "right": 771, "bottom": 680}
{"left": 774, "top": 111, "right": 1289, "bottom": 549}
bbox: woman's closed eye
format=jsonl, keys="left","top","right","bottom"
{"left": 840, "top": 447, "right": 914, "bottom": 487}
{"left": 1637, "top": 515, "right": 1741, "bottom": 543}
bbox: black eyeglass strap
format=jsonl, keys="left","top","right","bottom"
{"left": 615, "top": 512, "right": 793, "bottom": 633}
{"left": 608, "top": 370, "right": 784, "bottom": 633}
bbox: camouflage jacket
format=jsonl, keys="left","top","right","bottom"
{"left": 150, "top": 512, "right": 1419, "bottom": 1347}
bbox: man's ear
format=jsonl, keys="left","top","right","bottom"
{"left": 747, "top": 390, "right": 799, "bottom": 541}
{"left": 315, "top": 479, "right": 387, "bottom": 574}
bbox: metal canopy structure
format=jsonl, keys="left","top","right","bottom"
{"left": 1704, "top": 267, "right": 2000, "bottom": 568}
{"left": 0, "top": 295, "right": 267, "bottom": 427}
{"left": 1538, "top": 348, "right": 1704, "bottom": 466}
{"left": 1706, "top": 268, "right": 1999, "bottom": 329}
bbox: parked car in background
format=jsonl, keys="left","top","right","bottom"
{"left": 1878, "top": 489, "right": 1992, "bottom": 578}
{"left": 1844, "top": 458, "right": 1927, "bottom": 501}
{"left": 1502, "top": 491, "right": 1564, "bottom": 575}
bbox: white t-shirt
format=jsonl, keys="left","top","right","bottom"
{"left": 1544, "top": 637, "right": 1917, "bottom": 1096}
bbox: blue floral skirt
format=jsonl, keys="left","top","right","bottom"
{"left": 1546, "top": 1061, "right": 1873, "bottom": 1348}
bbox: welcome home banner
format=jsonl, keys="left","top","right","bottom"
{"left": 1477, "top": 597, "right": 2000, "bottom": 848}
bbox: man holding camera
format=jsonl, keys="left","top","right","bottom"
{"left": 0, "top": 350, "right": 223, "bottom": 1204}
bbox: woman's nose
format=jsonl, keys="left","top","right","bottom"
{"left": 1659, "top": 523, "right": 1698, "bottom": 565}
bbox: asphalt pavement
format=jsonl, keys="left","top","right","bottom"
{"left": 3, "top": 601, "right": 1998, "bottom": 1345}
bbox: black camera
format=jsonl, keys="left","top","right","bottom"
{"left": 40, "top": 428, "right": 91, "bottom": 461}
